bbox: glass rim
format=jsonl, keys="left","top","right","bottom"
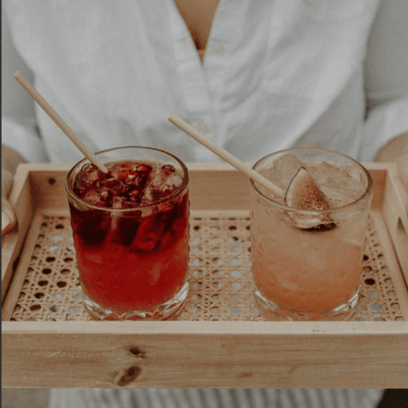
{"left": 65, "top": 146, "right": 189, "bottom": 212}
{"left": 249, "top": 147, "right": 374, "bottom": 214}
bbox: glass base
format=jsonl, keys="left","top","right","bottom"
{"left": 254, "top": 287, "right": 359, "bottom": 321}
{"left": 83, "top": 282, "right": 189, "bottom": 321}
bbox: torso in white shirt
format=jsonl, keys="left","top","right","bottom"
{"left": 4, "top": 0, "right": 383, "bottom": 164}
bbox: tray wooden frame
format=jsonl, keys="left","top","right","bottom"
{"left": 2, "top": 162, "right": 408, "bottom": 389}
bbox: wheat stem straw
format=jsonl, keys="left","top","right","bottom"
{"left": 168, "top": 114, "right": 284, "bottom": 198}
{"left": 14, "top": 71, "right": 108, "bottom": 173}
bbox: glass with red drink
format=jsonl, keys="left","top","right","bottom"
{"left": 65, "top": 147, "right": 189, "bottom": 320}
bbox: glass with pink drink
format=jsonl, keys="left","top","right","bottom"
{"left": 65, "top": 147, "right": 189, "bottom": 320}
{"left": 249, "top": 148, "right": 373, "bottom": 321}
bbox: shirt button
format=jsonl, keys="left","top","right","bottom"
{"left": 213, "top": 43, "right": 225, "bottom": 54}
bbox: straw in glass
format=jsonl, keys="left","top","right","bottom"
{"left": 14, "top": 71, "right": 108, "bottom": 173}
{"left": 168, "top": 114, "right": 284, "bottom": 198}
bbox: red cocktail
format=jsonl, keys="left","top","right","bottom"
{"left": 66, "top": 147, "right": 189, "bottom": 320}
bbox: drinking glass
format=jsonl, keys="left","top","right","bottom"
{"left": 66, "top": 146, "right": 190, "bottom": 320}
{"left": 249, "top": 148, "right": 373, "bottom": 321}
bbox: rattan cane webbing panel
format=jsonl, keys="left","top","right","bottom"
{"left": 8, "top": 213, "right": 404, "bottom": 322}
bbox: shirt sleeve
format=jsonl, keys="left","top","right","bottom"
{"left": 2, "top": 3, "right": 49, "bottom": 163}
{"left": 361, "top": 0, "right": 408, "bottom": 162}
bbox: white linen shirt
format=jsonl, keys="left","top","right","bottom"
{"left": 3, "top": 0, "right": 408, "bottom": 166}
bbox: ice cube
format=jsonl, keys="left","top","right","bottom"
{"left": 158, "top": 202, "right": 174, "bottom": 213}
{"left": 99, "top": 178, "right": 127, "bottom": 195}
{"left": 159, "top": 230, "right": 176, "bottom": 250}
{"left": 131, "top": 211, "right": 170, "bottom": 251}
{"left": 82, "top": 188, "right": 108, "bottom": 207}
{"left": 128, "top": 189, "right": 143, "bottom": 204}
{"left": 82, "top": 163, "right": 106, "bottom": 182}
{"left": 112, "top": 196, "right": 126, "bottom": 209}
{"left": 124, "top": 170, "right": 148, "bottom": 189}
{"left": 75, "top": 163, "right": 107, "bottom": 191}
{"left": 107, "top": 213, "right": 141, "bottom": 245}
{"left": 258, "top": 154, "right": 304, "bottom": 194}
{"left": 141, "top": 164, "right": 183, "bottom": 204}
{"left": 136, "top": 163, "right": 152, "bottom": 173}
{"left": 74, "top": 214, "right": 111, "bottom": 244}
{"left": 147, "top": 164, "right": 183, "bottom": 191}
{"left": 341, "top": 166, "right": 367, "bottom": 202}
{"left": 312, "top": 162, "right": 366, "bottom": 207}
{"left": 108, "top": 162, "right": 137, "bottom": 180}
{"left": 123, "top": 200, "right": 141, "bottom": 209}
{"left": 111, "top": 196, "right": 140, "bottom": 209}
{"left": 310, "top": 161, "right": 343, "bottom": 185}
{"left": 142, "top": 187, "right": 160, "bottom": 205}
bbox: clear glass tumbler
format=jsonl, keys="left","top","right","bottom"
{"left": 249, "top": 148, "right": 373, "bottom": 321}
{"left": 66, "top": 146, "right": 190, "bottom": 320}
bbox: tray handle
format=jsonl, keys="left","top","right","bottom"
{"left": 382, "top": 164, "right": 408, "bottom": 287}
{"left": 395, "top": 218, "right": 408, "bottom": 285}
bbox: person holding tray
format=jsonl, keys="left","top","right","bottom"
{"left": 2, "top": 1, "right": 408, "bottom": 407}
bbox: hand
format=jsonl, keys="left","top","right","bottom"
{"left": 2, "top": 168, "right": 17, "bottom": 236}
{"left": 395, "top": 151, "right": 408, "bottom": 192}
{"left": 2, "top": 145, "right": 25, "bottom": 236}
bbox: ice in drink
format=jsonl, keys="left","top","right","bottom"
{"left": 66, "top": 147, "right": 189, "bottom": 320}
{"left": 250, "top": 148, "right": 373, "bottom": 321}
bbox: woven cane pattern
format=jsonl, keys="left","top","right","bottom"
{"left": 353, "top": 217, "right": 404, "bottom": 321}
{"left": 9, "top": 214, "right": 404, "bottom": 322}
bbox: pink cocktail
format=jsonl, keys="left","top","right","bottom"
{"left": 250, "top": 148, "right": 373, "bottom": 321}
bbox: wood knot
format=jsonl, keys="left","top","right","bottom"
{"left": 128, "top": 346, "right": 147, "bottom": 359}
{"left": 114, "top": 366, "right": 141, "bottom": 387}
{"left": 238, "top": 372, "right": 253, "bottom": 378}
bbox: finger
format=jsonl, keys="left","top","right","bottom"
{"left": 2, "top": 197, "right": 17, "bottom": 236}
{"left": 395, "top": 152, "right": 408, "bottom": 192}
{"left": 2, "top": 169, "right": 14, "bottom": 198}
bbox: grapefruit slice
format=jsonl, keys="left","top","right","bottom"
{"left": 285, "top": 166, "right": 336, "bottom": 230}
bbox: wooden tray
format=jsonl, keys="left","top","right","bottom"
{"left": 2, "top": 162, "right": 408, "bottom": 389}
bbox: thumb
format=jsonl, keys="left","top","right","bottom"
{"left": 2, "top": 168, "right": 14, "bottom": 198}
{"left": 2, "top": 196, "right": 17, "bottom": 236}
{"left": 2, "top": 169, "right": 17, "bottom": 236}
{"left": 396, "top": 152, "right": 408, "bottom": 192}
